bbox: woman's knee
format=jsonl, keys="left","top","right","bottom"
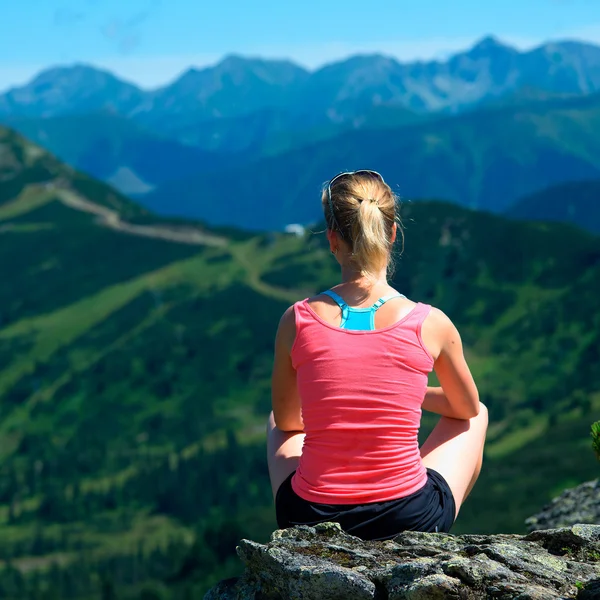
{"left": 473, "top": 402, "right": 489, "bottom": 444}
{"left": 475, "top": 402, "right": 488, "bottom": 426}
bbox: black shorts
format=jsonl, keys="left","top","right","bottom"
{"left": 275, "top": 468, "right": 456, "bottom": 541}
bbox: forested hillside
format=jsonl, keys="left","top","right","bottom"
{"left": 507, "top": 180, "right": 600, "bottom": 234}
{"left": 0, "top": 126, "right": 598, "bottom": 599}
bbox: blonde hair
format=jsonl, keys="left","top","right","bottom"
{"left": 322, "top": 171, "right": 402, "bottom": 276}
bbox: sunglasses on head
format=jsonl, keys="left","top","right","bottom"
{"left": 326, "top": 170, "right": 384, "bottom": 234}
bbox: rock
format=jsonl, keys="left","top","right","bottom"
{"left": 577, "top": 578, "right": 600, "bottom": 600}
{"left": 526, "top": 480, "right": 600, "bottom": 532}
{"left": 204, "top": 522, "right": 600, "bottom": 600}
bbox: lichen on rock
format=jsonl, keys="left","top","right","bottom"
{"left": 526, "top": 480, "right": 600, "bottom": 532}
{"left": 204, "top": 521, "right": 600, "bottom": 599}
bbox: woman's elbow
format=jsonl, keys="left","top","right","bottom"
{"left": 273, "top": 413, "right": 304, "bottom": 433}
{"left": 464, "top": 400, "right": 487, "bottom": 421}
{"left": 464, "top": 387, "right": 482, "bottom": 419}
{"left": 278, "top": 422, "right": 304, "bottom": 433}
{"left": 453, "top": 392, "right": 482, "bottom": 420}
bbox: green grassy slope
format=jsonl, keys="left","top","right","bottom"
{"left": 0, "top": 126, "right": 147, "bottom": 220}
{"left": 0, "top": 126, "right": 598, "bottom": 599}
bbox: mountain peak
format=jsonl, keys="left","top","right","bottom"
{"left": 218, "top": 53, "right": 258, "bottom": 68}
{"left": 159, "top": 55, "right": 309, "bottom": 103}
{"left": 467, "top": 35, "right": 517, "bottom": 56}
{"left": 0, "top": 63, "right": 144, "bottom": 118}
{"left": 26, "top": 64, "right": 135, "bottom": 88}
{"left": 471, "top": 35, "right": 514, "bottom": 52}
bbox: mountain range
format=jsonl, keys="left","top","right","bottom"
{"left": 1, "top": 36, "right": 599, "bottom": 232}
{"left": 2, "top": 37, "right": 600, "bottom": 122}
{"left": 0, "top": 124, "right": 598, "bottom": 599}
{"left": 141, "top": 92, "right": 600, "bottom": 230}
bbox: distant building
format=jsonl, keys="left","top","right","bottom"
{"left": 284, "top": 224, "right": 305, "bottom": 237}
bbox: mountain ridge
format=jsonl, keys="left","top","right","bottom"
{"left": 1, "top": 35, "right": 599, "bottom": 219}
{"left": 5, "top": 88, "right": 600, "bottom": 229}
{"left": 2, "top": 36, "right": 600, "bottom": 123}
{"left": 140, "top": 90, "right": 600, "bottom": 229}
{"left": 2, "top": 112, "right": 238, "bottom": 195}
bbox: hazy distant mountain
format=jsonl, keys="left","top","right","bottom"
{"left": 428, "top": 37, "right": 600, "bottom": 110}
{"left": 0, "top": 65, "right": 144, "bottom": 118}
{"left": 2, "top": 36, "right": 600, "bottom": 231}
{"left": 141, "top": 93, "right": 600, "bottom": 230}
{"left": 154, "top": 108, "right": 315, "bottom": 154}
{"left": 507, "top": 180, "right": 600, "bottom": 234}
{"left": 1, "top": 37, "right": 599, "bottom": 130}
{"left": 4, "top": 113, "right": 232, "bottom": 194}
{"left": 161, "top": 104, "right": 427, "bottom": 156}
{"left": 133, "top": 55, "right": 310, "bottom": 129}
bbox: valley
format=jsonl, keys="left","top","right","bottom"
{"left": 0, "top": 125, "right": 598, "bottom": 598}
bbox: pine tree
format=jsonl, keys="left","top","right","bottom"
{"left": 592, "top": 421, "right": 600, "bottom": 463}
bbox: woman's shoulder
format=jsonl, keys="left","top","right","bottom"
{"left": 277, "top": 297, "right": 313, "bottom": 334}
{"left": 275, "top": 304, "right": 300, "bottom": 353}
{"left": 420, "top": 305, "right": 462, "bottom": 360}
{"left": 422, "top": 305, "right": 456, "bottom": 330}
{"left": 278, "top": 302, "right": 300, "bottom": 329}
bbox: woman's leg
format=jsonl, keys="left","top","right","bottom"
{"left": 420, "top": 403, "right": 488, "bottom": 518}
{"left": 266, "top": 411, "right": 305, "bottom": 501}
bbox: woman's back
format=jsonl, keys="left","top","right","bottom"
{"left": 267, "top": 169, "right": 486, "bottom": 540}
{"left": 291, "top": 291, "right": 434, "bottom": 504}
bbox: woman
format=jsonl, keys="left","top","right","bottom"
{"left": 267, "top": 170, "right": 488, "bottom": 540}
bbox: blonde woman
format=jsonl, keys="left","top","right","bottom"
{"left": 268, "top": 170, "right": 488, "bottom": 540}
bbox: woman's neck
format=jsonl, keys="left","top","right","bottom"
{"left": 340, "top": 264, "right": 389, "bottom": 289}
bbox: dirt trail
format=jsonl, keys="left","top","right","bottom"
{"left": 51, "top": 184, "right": 304, "bottom": 302}
{"left": 57, "top": 188, "right": 228, "bottom": 247}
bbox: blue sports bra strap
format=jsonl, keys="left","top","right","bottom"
{"left": 372, "top": 291, "right": 405, "bottom": 310}
{"left": 321, "top": 289, "right": 348, "bottom": 308}
{"left": 321, "top": 290, "right": 349, "bottom": 328}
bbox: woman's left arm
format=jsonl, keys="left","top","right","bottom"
{"left": 422, "top": 386, "right": 463, "bottom": 418}
{"left": 271, "top": 306, "right": 304, "bottom": 432}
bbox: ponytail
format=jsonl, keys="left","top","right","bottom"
{"left": 322, "top": 172, "right": 400, "bottom": 277}
{"left": 351, "top": 199, "right": 390, "bottom": 275}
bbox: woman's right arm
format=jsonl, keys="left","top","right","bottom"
{"left": 422, "top": 309, "right": 480, "bottom": 420}
{"left": 271, "top": 306, "right": 304, "bottom": 432}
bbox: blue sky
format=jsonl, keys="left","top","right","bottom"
{"left": 1, "top": 0, "right": 599, "bottom": 91}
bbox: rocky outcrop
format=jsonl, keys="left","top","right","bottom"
{"left": 204, "top": 522, "right": 600, "bottom": 600}
{"left": 526, "top": 480, "right": 600, "bottom": 532}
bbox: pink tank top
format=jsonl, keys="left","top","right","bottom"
{"left": 290, "top": 298, "right": 434, "bottom": 504}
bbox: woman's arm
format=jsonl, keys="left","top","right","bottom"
{"left": 271, "top": 306, "right": 304, "bottom": 432}
{"left": 423, "top": 308, "right": 480, "bottom": 420}
{"left": 423, "top": 386, "right": 461, "bottom": 418}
